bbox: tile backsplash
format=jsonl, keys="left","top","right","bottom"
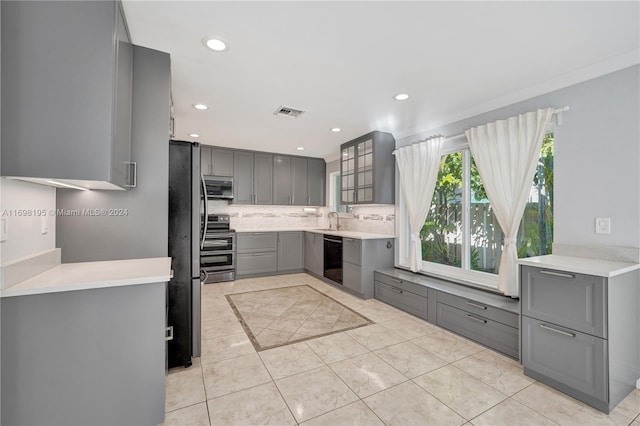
{"left": 207, "top": 201, "right": 395, "bottom": 235}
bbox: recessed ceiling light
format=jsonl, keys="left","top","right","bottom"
{"left": 203, "top": 37, "right": 228, "bottom": 52}
{"left": 296, "top": 147, "right": 305, "bottom": 151}
{"left": 193, "top": 103, "right": 208, "bottom": 110}
{"left": 331, "top": 127, "right": 342, "bottom": 132}
{"left": 394, "top": 93, "right": 410, "bottom": 101}
{"left": 189, "top": 133, "right": 200, "bottom": 138}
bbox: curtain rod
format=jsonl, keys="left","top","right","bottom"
{"left": 394, "top": 106, "right": 570, "bottom": 153}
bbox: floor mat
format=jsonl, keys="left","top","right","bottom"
{"left": 226, "top": 285, "right": 372, "bottom": 351}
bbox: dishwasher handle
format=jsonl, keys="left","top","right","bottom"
{"left": 324, "top": 237, "right": 343, "bottom": 244}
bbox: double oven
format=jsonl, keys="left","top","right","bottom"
{"left": 200, "top": 214, "right": 236, "bottom": 283}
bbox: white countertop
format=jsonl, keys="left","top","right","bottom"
{"left": 1, "top": 257, "right": 172, "bottom": 298}
{"left": 517, "top": 255, "right": 640, "bottom": 278}
{"left": 235, "top": 228, "right": 395, "bottom": 240}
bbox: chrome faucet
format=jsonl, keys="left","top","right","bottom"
{"left": 328, "top": 211, "right": 341, "bottom": 231}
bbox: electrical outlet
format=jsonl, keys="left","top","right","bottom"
{"left": 595, "top": 217, "right": 611, "bottom": 235}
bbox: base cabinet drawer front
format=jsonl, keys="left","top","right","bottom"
{"left": 521, "top": 266, "right": 607, "bottom": 338}
{"left": 375, "top": 281, "right": 427, "bottom": 320}
{"left": 343, "top": 238, "right": 362, "bottom": 265}
{"left": 437, "top": 291, "right": 518, "bottom": 328}
{"left": 237, "top": 232, "right": 278, "bottom": 253}
{"left": 237, "top": 252, "right": 278, "bottom": 275}
{"left": 374, "top": 272, "right": 428, "bottom": 297}
{"left": 343, "top": 261, "right": 363, "bottom": 294}
{"left": 522, "top": 316, "right": 608, "bottom": 401}
{"left": 437, "top": 303, "right": 519, "bottom": 359}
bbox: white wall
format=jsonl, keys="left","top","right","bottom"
{"left": 396, "top": 65, "right": 640, "bottom": 254}
{"left": 0, "top": 178, "right": 56, "bottom": 264}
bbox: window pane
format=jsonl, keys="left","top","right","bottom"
{"left": 470, "top": 157, "right": 501, "bottom": 274}
{"left": 421, "top": 152, "right": 463, "bottom": 268}
{"left": 517, "top": 133, "right": 554, "bottom": 258}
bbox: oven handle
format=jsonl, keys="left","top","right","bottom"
{"left": 324, "top": 237, "right": 343, "bottom": 244}
{"left": 201, "top": 174, "right": 208, "bottom": 250}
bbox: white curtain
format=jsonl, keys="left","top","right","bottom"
{"left": 395, "top": 137, "right": 444, "bottom": 272}
{"left": 466, "top": 108, "right": 554, "bottom": 296}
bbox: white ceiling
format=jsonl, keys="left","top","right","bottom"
{"left": 122, "top": 1, "right": 639, "bottom": 161}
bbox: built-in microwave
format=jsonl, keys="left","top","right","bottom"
{"left": 203, "top": 176, "right": 233, "bottom": 199}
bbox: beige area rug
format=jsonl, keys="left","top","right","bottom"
{"left": 226, "top": 285, "right": 372, "bottom": 351}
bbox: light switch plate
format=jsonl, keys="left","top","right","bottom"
{"left": 595, "top": 217, "right": 611, "bottom": 234}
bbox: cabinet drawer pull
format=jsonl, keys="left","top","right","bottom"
{"left": 253, "top": 253, "right": 269, "bottom": 256}
{"left": 539, "top": 323, "right": 576, "bottom": 338}
{"left": 252, "top": 232, "right": 266, "bottom": 235}
{"left": 391, "top": 278, "right": 402, "bottom": 284}
{"left": 165, "top": 326, "right": 174, "bottom": 341}
{"left": 466, "top": 314, "right": 487, "bottom": 324}
{"left": 390, "top": 287, "right": 403, "bottom": 294}
{"left": 539, "top": 270, "right": 575, "bottom": 279}
{"left": 466, "top": 301, "right": 487, "bottom": 310}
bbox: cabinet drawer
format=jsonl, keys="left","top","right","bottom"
{"left": 437, "top": 303, "right": 518, "bottom": 359}
{"left": 522, "top": 316, "right": 607, "bottom": 401}
{"left": 374, "top": 272, "right": 428, "bottom": 297}
{"left": 237, "top": 232, "right": 278, "bottom": 253}
{"left": 375, "top": 281, "right": 427, "bottom": 320}
{"left": 521, "top": 266, "right": 607, "bottom": 338}
{"left": 437, "top": 292, "right": 518, "bottom": 328}
{"left": 343, "top": 238, "right": 361, "bottom": 265}
{"left": 236, "top": 252, "right": 278, "bottom": 276}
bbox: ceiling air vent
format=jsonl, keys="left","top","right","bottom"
{"left": 273, "top": 105, "right": 305, "bottom": 118}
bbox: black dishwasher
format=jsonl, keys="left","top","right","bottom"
{"left": 323, "top": 235, "right": 343, "bottom": 284}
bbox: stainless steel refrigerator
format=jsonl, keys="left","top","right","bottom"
{"left": 168, "top": 140, "right": 202, "bottom": 368}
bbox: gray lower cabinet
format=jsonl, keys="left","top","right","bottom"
{"left": 304, "top": 232, "right": 324, "bottom": 276}
{"left": 1, "top": 283, "right": 166, "bottom": 425}
{"left": 278, "top": 232, "right": 304, "bottom": 271}
{"left": 2, "top": 0, "right": 134, "bottom": 188}
{"left": 374, "top": 269, "right": 520, "bottom": 359}
{"left": 342, "top": 238, "right": 394, "bottom": 299}
{"left": 237, "top": 232, "right": 304, "bottom": 277}
{"left": 520, "top": 265, "right": 640, "bottom": 413}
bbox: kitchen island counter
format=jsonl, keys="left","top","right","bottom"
{"left": 1, "top": 257, "right": 172, "bottom": 298}
{"left": 236, "top": 228, "right": 395, "bottom": 240}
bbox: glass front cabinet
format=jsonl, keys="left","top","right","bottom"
{"left": 340, "top": 131, "right": 395, "bottom": 205}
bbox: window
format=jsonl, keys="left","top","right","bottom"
{"left": 400, "top": 133, "right": 554, "bottom": 289}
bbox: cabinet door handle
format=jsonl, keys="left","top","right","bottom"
{"left": 253, "top": 232, "right": 265, "bottom": 235}
{"left": 466, "top": 314, "right": 487, "bottom": 324}
{"left": 308, "top": 195, "right": 311, "bottom": 205}
{"left": 539, "top": 323, "right": 576, "bottom": 338}
{"left": 165, "top": 326, "right": 174, "bottom": 341}
{"left": 253, "top": 252, "right": 269, "bottom": 256}
{"left": 466, "top": 301, "right": 487, "bottom": 310}
{"left": 125, "top": 161, "right": 137, "bottom": 188}
{"left": 539, "top": 270, "right": 575, "bottom": 279}
{"left": 391, "top": 278, "right": 402, "bottom": 284}
{"left": 390, "top": 287, "right": 403, "bottom": 294}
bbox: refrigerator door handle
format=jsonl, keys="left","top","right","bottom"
{"left": 200, "top": 174, "right": 208, "bottom": 250}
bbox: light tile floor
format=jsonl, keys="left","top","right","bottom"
{"left": 164, "top": 273, "right": 640, "bottom": 426}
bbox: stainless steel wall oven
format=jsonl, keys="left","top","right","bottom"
{"left": 200, "top": 214, "right": 236, "bottom": 283}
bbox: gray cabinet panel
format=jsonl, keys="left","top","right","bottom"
{"left": 521, "top": 266, "right": 607, "bottom": 338}
{"left": 437, "top": 291, "right": 518, "bottom": 328}
{"left": 522, "top": 316, "right": 607, "bottom": 401}
{"left": 374, "top": 271, "right": 428, "bottom": 297}
{"left": 375, "top": 281, "right": 428, "bottom": 320}
{"left": 233, "top": 151, "right": 254, "bottom": 204}
{"left": 254, "top": 152, "right": 273, "bottom": 204}
{"left": 291, "top": 156, "right": 308, "bottom": 205}
{"left": 211, "top": 148, "right": 233, "bottom": 176}
{"left": 237, "top": 232, "right": 278, "bottom": 253}
{"left": 304, "top": 232, "right": 324, "bottom": 276}
{"left": 307, "top": 158, "right": 326, "bottom": 206}
{"left": 1, "top": 1, "right": 132, "bottom": 187}
{"left": 343, "top": 238, "right": 361, "bottom": 265}
{"left": 273, "top": 155, "right": 292, "bottom": 205}
{"left": 237, "top": 252, "right": 278, "bottom": 276}
{"left": 201, "top": 145, "right": 213, "bottom": 176}
{"left": 278, "top": 232, "right": 304, "bottom": 271}
{"left": 437, "top": 302, "right": 519, "bottom": 359}
{"left": 343, "top": 261, "right": 363, "bottom": 294}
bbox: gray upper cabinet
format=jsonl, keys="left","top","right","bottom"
{"left": 233, "top": 151, "right": 254, "bottom": 204}
{"left": 273, "top": 155, "right": 292, "bottom": 205}
{"left": 211, "top": 148, "right": 234, "bottom": 177}
{"left": 291, "top": 157, "right": 308, "bottom": 205}
{"left": 200, "top": 146, "right": 213, "bottom": 176}
{"left": 340, "top": 131, "right": 395, "bottom": 205}
{"left": 254, "top": 153, "right": 273, "bottom": 205}
{"left": 1, "top": 1, "right": 133, "bottom": 189}
{"left": 307, "top": 158, "right": 326, "bottom": 206}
